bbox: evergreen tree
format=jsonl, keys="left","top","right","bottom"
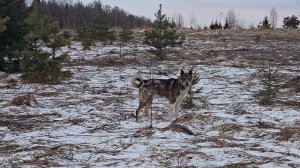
{"left": 209, "top": 20, "right": 222, "bottom": 30}
{"left": 283, "top": 15, "right": 300, "bottom": 29}
{"left": 0, "top": 0, "right": 29, "bottom": 72}
{"left": 223, "top": 19, "right": 230, "bottom": 29}
{"left": 118, "top": 27, "right": 133, "bottom": 57}
{"left": 214, "top": 20, "right": 219, "bottom": 29}
{"left": 185, "top": 71, "right": 202, "bottom": 108}
{"left": 256, "top": 61, "right": 281, "bottom": 105}
{"left": 46, "top": 21, "right": 70, "bottom": 60}
{"left": 93, "top": 1, "right": 109, "bottom": 42}
{"left": 93, "top": 1, "right": 116, "bottom": 44}
{"left": 166, "top": 21, "right": 185, "bottom": 50}
{"left": 144, "top": 4, "right": 184, "bottom": 60}
{"left": 218, "top": 22, "right": 223, "bottom": 29}
{"left": 23, "top": 0, "right": 49, "bottom": 50}
{"left": 77, "top": 26, "right": 94, "bottom": 50}
{"left": 46, "top": 21, "right": 71, "bottom": 83}
{"left": 19, "top": 0, "right": 71, "bottom": 84}
{"left": 77, "top": 1, "right": 115, "bottom": 48}
{"left": 209, "top": 20, "right": 215, "bottom": 30}
{"left": 18, "top": 0, "right": 51, "bottom": 82}
{"left": 0, "top": 17, "right": 9, "bottom": 32}
{"left": 258, "top": 16, "right": 271, "bottom": 29}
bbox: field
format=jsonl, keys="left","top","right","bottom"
{"left": 1, "top": 29, "right": 300, "bottom": 167}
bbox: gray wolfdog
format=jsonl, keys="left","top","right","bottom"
{"left": 130, "top": 69, "right": 193, "bottom": 121}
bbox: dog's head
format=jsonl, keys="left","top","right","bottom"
{"left": 179, "top": 69, "right": 193, "bottom": 87}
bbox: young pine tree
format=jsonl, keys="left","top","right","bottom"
{"left": 256, "top": 60, "right": 281, "bottom": 105}
{"left": 118, "top": 27, "right": 133, "bottom": 57}
{"left": 144, "top": 4, "right": 184, "bottom": 60}
{"left": 19, "top": 0, "right": 71, "bottom": 84}
{"left": 46, "top": 21, "right": 71, "bottom": 83}
{"left": 283, "top": 15, "right": 300, "bottom": 29}
{"left": 77, "top": 26, "right": 94, "bottom": 50}
{"left": 258, "top": 16, "right": 271, "bottom": 29}
{"left": 223, "top": 19, "right": 230, "bottom": 29}
{"left": 92, "top": 1, "right": 116, "bottom": 44}
{"left": 165, "top": 20, "right": 185, "bottom": 51}
{"left": 185, "top": 71, "right": 202, "bottom": 108}
{"left": 77, "top": 1, "right": 115, "bottom": 48}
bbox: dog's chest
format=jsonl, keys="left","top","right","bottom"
{"left": 177, "top": 86, "right": 190, "bottom": 101}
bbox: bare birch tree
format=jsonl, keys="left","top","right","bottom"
{"left": 226, "top": 9, "right": 238, "bottom": 29}
{"left": 172, "top": 13, "right": 185, "bottom": 28}
{"left": 189, "top": 14, "right": 197, "bottom": 29}
{"left": 269, "top": 7, "right": 279, "bottom": 29}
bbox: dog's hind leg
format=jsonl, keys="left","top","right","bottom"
{"left": 135, "top": 101, "right": 145, "bottom": 122}
{"left": 144, "top": 98, "right": 153, "bottom": 119}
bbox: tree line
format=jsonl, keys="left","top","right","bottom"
{"left": 182, "top": 8, "right": 300, "bottom": 30}
{"left": 0, "top": 0, "right": 183, "bottom": 84}
{"left": 38, "top": 0, "right": 151, "bottom": 29}
{"left": 0, "top": 0, "right": 151, "bottom": 74}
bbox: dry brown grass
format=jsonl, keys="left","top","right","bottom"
{"left": 9, "top": 94, "right": 38, "bottom": 106}
{"left": 277, "top": 100, "right": 300, "bottom": 108}
{"left": 276, "top": 126, "right": 300, "bottom": 141}
{"left": 162, "top": 123, "right": 194, "bottom": 135}
{"left": 21, "top": 144, "right": 81, "bottom": 167}
{"left": 215, "top": 123, "right": 242, "bottom": 133}
{"left": 5, "top": 78, "right": 18, "bottom": 89}
{"left": 282, "top": 76, "right": 300, "bottom": 93}
{"left": 256, "top": 121, "right": 275, "bottom": 129}
{"left": 206, "top": 137, "right": 241, "bottom": 148}
{"left": 0, "top": 113, "right": 60, "bottom": 132}
{"left": 38, "top": 92, "right": 59, "bottom": 97}
{"left": 0, "top": 140, "right": 20, "bottom": 154}
{"left": 160, "top": 114, "right": 195, "bottom": 135}
{"left": 66, "top": 117, "right": 85, "bottom": 125}
{"left": 134, "top": 126, "right": 155, "bottom": 137}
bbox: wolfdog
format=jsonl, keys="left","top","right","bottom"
{"left": 131, "top": 69, "right": 193, "bottom": 121}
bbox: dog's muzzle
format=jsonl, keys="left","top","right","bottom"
{"left": 182, "top": 81, "right": 190, "bottom": 87}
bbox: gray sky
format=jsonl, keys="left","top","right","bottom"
{"left": 81, "top": 0, "right": 299, "bottom": 28}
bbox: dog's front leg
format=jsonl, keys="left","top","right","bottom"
{"left": 168, "top": 103, "right": 176, "bottom": 118}
{"left": 175, "top": 100, "right": 182, "bottom": 117}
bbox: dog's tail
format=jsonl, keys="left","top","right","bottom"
{"left": 130, "top": 73, "right": 143, "bottom": 88}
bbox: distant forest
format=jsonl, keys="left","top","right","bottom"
{"left": 38, "top": 0, "right": 152, "bottom": 29}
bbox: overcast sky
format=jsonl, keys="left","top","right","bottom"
{"left": 81, "top": 0, "right": 299, "bottom": 28}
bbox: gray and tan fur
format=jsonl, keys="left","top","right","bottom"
{"left": 131, "top": 69, "right": 193, "bottom": 121}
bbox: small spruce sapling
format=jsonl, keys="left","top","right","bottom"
{"left": 144, "top": 4, "right": 184, "bottom": 60}
{"left": 185, "top": 71, "right": 202, "bottom": 108}
{"left": 256, "top": 60, "right": 281, "bottom": 105}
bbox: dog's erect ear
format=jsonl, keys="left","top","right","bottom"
{"left": 181, "top": 69, "right": 185, "bottom": 75}
{"left": 189, "top": 69, "right": 192, "bottom": 75}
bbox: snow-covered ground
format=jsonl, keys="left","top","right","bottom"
{"left": 0, "top": 30, "right": 300, "bottom": 167}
